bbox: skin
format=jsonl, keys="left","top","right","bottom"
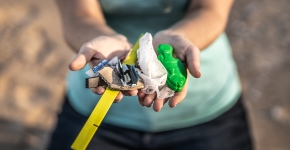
{"left": 56, "top": 0, "right": 234, "bottom": 112}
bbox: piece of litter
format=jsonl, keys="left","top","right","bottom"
{"left": 137, "top": 32, "right": 171, "bottom": 98}
{"left": 86, "top": 59, "right": 109, "bottom": 77}
{"left": 107, "top": 56, "right": 119, "bottom": 67}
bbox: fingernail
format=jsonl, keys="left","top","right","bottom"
{"left": 146, "top": 104, "right": 152, "bottom": 108}
{"left": 145, "top": 102, "right": 152, "bottom": 108}
{"left": 171, "top": 104, "right": 177, "bottom": 108}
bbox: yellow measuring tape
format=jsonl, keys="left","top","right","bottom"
{"left": 71, "top": 36, "right": 141, "bottom": 150}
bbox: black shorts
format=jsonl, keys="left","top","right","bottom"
{"left": 48, "top": 96, "right": 253, "bottom": 150}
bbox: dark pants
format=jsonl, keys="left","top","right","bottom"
{"left": 48, "top": 96, "right": 253, "bottom": 150}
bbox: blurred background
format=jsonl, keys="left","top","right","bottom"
{"left": 0, "top": 0, "right": 289, "bottom": 150}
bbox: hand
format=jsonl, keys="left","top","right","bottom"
{"left": 137, "top": 30, "right": 201, "bottom": 112}
{"left": 69, "top": 34, "right": 138, "bottom": 102}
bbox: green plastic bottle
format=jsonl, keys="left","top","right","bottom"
{"left": 157, "top": 44, "right": 187, "bottom": 92}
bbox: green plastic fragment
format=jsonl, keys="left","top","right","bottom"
{"left": 157, "top": 44, "right": 187, "bottom": 92}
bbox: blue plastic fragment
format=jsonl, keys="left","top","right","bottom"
{"left": 92, "top": 59, "right": 109, "bottom": 73}
{"left": 131, "top": 65, "right": 138, "bottom": 82}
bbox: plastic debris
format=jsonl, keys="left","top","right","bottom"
{"left": 157, "top": 44, "right": 187, "bottom": 92}
{"left": 107, "top": 56, "right": 119, "bottom": 67}
{"left": 137, "top": 32, "right": 174, "bottom": 98}
{"left": 85, "top": 32, "right": 176, "bottom": 98}
{"left": 86, "top": 59, "right": 109, "bottom": 77}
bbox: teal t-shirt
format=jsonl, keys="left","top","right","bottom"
{"left": 66, "top": 0, "right": 241, "bottom": 132}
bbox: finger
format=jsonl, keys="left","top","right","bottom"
{"left": 90, "top": 88, "right": 99, "bottom": 95}
{"left": 114, "top": 92, "right": 124, "bottom": 103}
{"left": 122, "top": 90, "right": 138, "bottom": 96}
{"left": 137, "top": 90, "right": 146, "bottom": 106}
{"left": 143, "top": 92, "right": 157, "bottom": 107}
{"left": 153, "top": 97, "right": 170, "bottom": 112}
{"left": 90, "top": 86, "right": 106, "bottom": 95}
{"left": 168, "top": 79, "right": 189, "bottom": 107}
{"left": 185, "top": 45, "right": 201, "bottom": 78}
{"left": 69, "top": 46, "right": 95, "bottom": 71}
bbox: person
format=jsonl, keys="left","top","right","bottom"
{"left": 48, "top": 0, "right": 253, "bottom": 149}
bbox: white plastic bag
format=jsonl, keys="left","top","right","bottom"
{"left": 137, "top": 32, "right": 174, "bottom": 99}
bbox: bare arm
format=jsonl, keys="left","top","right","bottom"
{"left": 143, "top": 0, "right": 234, "bottom": 111}
{"left": 56, "top": 0, "right": 118, "bottom": 52}
{"left": 56, "top": 0, "right": 135, "bottom": 101}
{"left": 169, "top": 0, "right": 234, "bottom": 50}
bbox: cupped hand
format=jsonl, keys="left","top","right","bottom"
{"left": 138, "top": 30, "right": 201, "bottom": 112}
{"left": 69, "top": 34, "right": 138, "bottom": 102}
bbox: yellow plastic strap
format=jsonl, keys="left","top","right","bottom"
{"left": 71, "top": 88, "right": 118, "bottom": 150}
{"left": 122, "top": 35, "right": 140, "bottom": 65}
{"left": 71, "top": 34, "right": 142, "bottom": 150}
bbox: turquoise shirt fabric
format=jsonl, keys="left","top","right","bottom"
{"left": 66, "top": 0, "right": 241, "bottom": 132}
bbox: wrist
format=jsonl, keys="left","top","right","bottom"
{"left": 153, "top": 30, "right": 187, "bottom": 47}
{"left": 109, "top": 34, "right": 128, "bottom": 42}
{"left": 158, "top": 29, "right": 186, "bottom": 37}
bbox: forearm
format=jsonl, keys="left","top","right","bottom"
{"left": 56, "top": 0, "right": 119, "bottom": 53}
{"left": 61, "top": 16, "right": 117, "bottom": 52}
{"left": 167, "top": 1, "right": 233, "bottom": 50}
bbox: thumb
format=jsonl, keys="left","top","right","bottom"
{"left": 69, "top": 46, "right": 95, "bottom": 71}
{"left": 186, "top": 45, "right": 201, "bottom": 78}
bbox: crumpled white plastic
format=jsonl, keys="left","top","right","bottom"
{"left": 137, "top": 32, "right": 174, "bottom": 99}
{"left": 107, "top": 56, "right": 119, "bottom": 67}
